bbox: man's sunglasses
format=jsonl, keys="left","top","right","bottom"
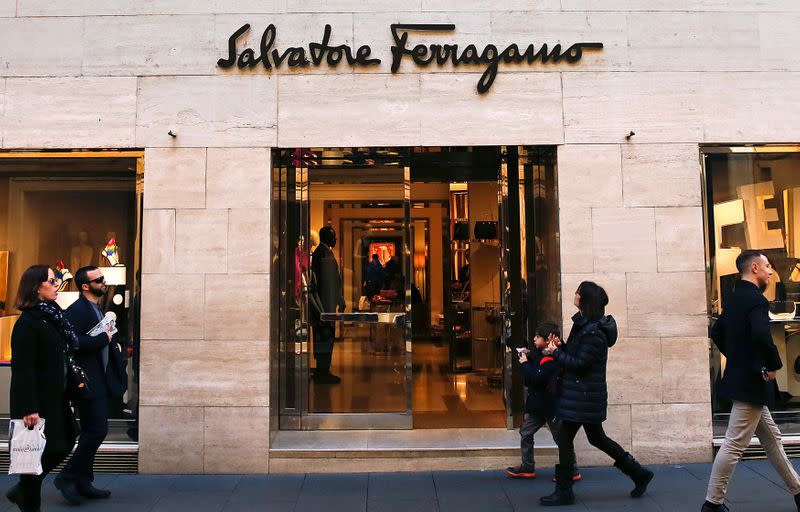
{"left": 89, "top": 277, "right": 106, "bottom": 284}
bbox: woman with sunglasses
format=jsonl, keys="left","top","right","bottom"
{"left": 540, "top": 281, "right": 654, "bottom": 506}
{"left": 6, "top": 265, "right": 77, "bottom": 511}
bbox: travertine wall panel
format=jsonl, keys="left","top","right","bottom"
{"left": 0, "top": 79, "right": 5, "bottom": 147}
{"left": 206, "top": 148, "right": 271, "bottom": 209}
{"left": 662, "top": 337, "right": 712, "bottom": 404}
{"left": 563, "top": 72, "right": 702, "bottom": 144}
{"left": 142, "top": 148, "right": 206, "bottom": 209}
{"left": 655, "top": 207, "right": 705, "bottom": 272}
{"left": 423, "top": 0, "right": 561, "bottom": 10}
{"left": 592, "top": 207, "right": 657, "bottom": 273}
{"left": 759, "top": 14, "right": 800, "bottom": 71}
{"left": 82, "top": 15, "right": 216, "bottom": 76}
{"left": 419, "top": 73, "right": 563, "bottom": 145}
{"left": 229, "top": 209, "right": 270, "bottom": 274}
{"left": 557, "top": 145, "right": 622, "bottom": 209}
{"left": 277, "top": 74, "right": 421, "bottom": 146}
{"left": 627, "top": 272, "right": 707, "bottom": 338}
{"left": 17, "top": 0, "right": 282, "bottom": 16}
{"left": 490, "top": 12, "right": 629, "bottom": 72}
{"left": 205, "top": 407, "right": 271, "bottom": 473}
{"left": 559, "top": 208, "right": 593, "bottom": 274}
{"left": 632, "top": 404, "right": 712, "bottom": 463}
{"left": 3, "top": 78, "right": 137, "bottom": 148}
{"left": 702, "top": 72, "right": 800, "bottom": 143}
{"left": 627, "top": 12, "right": 760, "bottom": 71}
{"left": 561, "top": 0, "right": 800, "bottom": 11}
{"left": 142, "top": 209, "right": 176, "bottom": 275}
{"left": 136, "top": 76, "right": 278, "bottom": 148}
{"left": 140, "top": 339, "right": 269, "bottom": 406}
{"left": 621, "top": 144, "right": 701, "bottom": 207}
{"left": 175, "top": 209, "right": 229, "bottom": 274}
{"left": 204, "top": 274, "right": 270, "bottom": 340}
{"left": 0, "top": 1, "right": 13, "bottom": 16}
{"left": 606, "top": 338, "right": 662, "bottom": 405}
{"left": 285, "top": 0, "right": 422, "bottom": 12}
{"left": 0, "top": 18, "right": 83, "bottom": 77}
{"left": 140, "top": 274, "right": 205, "bottom": 340}
{"left": 139, "top": 407, "right": 204, "bottom": 473}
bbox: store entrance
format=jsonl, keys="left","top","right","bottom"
{"left": 273, "top": 147, "right": 559, "bottom": 430}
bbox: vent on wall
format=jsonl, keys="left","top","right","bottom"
{"left": 0, "top": 445, "right": 138, "bottom": 474}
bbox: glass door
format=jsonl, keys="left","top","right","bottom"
{"left": 277, "top": 148, "right": 413, "bottom": 429}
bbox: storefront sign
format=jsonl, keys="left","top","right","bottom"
{"left": 217, "top": 23, "right": 603, "bottom": 94}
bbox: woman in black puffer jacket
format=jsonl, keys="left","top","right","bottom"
{"left": 540, "top": 281, "right": 654, "bottom": 507}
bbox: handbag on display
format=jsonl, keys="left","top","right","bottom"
{"left": 474, "top": 221, "right": 498, "bottom": 240}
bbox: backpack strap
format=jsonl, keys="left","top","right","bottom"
{"left": 539, "top": 356, "right": 554, "bottom": 366}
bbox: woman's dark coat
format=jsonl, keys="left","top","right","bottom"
{"left": 10, "top": 308, "right": 76, "bottom": 453}
{"left": 552, "top": 312, "right": 618, "bottom": 424}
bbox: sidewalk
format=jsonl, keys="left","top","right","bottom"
{"left": 2, "top": 460, "right": 798, "bottom": 512}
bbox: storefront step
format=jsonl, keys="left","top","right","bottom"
{"left": 713, "top": 436, "right": 800, "bottom": 460}
{"left": 269, "top": 428, "right": 558, "bottom": 473}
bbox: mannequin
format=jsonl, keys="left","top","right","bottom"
{"left": 70, "top": 231, "right": 93, "bottom": 273}
{"left": 309, "top": 226, "right": 345, "bottom": 384}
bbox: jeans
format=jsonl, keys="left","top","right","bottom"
{"left": 556, "top": 420, "right": 627, "bottom": 475}
{"left": 520, "top": 414, "right": 576, "bottom": 470}
{"left": 706, "top": 400, "right": 800, "bottom": 504}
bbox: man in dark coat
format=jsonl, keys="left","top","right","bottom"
{"left": 54, "top": 266, "right": 120, "bottom": 504}
{"left": 310, "top": 227, "right": 346, "bottom": 384}
{"left": 702, "top": 250, "right": 800, "bottom": 512}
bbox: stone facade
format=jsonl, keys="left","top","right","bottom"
{"left": 2, "top": 0, "right": 800, "bottom": 473}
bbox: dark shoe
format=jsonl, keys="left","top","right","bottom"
{"left": 539, "top": 464, "right": 575, "bottom": 507}
{"left": 614, "top": 452, "right": 654, "bottom": 498}
{"left": 313, "top": 372, "right": 341, "bottom": 384}
{"left": 505, "top": 465, "right": 536, "bottom": 478}
{"left": 795, "top": 492, "right": 800, "bottom": 511}
{"left": 6, "top": 483, "right": 37, "bottom": 512}
{"left": 701, "top": 501, "right": 729, "bottom": 512}
{"left": 53, "top": 476, "right": 84, "bottom": 506}
{"left": 76, "top": 484, "right": 111, "bottom": 499}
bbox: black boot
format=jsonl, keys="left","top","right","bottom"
{"left": 539, "top": 465, "right": 576, "bottom": 507}
{"left": 614, "top": 452, "right": 654, "bottom": 498}
{"left": 53, "top": 475, "right": 84, "bottom": 506}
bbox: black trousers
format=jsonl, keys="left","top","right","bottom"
{"left": 313, "top": 322, "right": 336, "bottom": 373}
{"left": 60, "top": 395, "right": 108, "bottom": 487}
{"left": 556, "top": 420, "right": 627, "bottom": 475}
{"left": 19, "top": 448, "right": 69, "bottom": 509}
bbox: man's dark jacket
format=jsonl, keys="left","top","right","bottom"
{"left": 553, "top": 313, "right": 618, "bottom": 424}
{"left": 519, "top": 351, "right": 560, "bottom": 417}
{"left": 711, "top": 279, "right": 782, "bottom": 407}
{"left": 65, "top": 295, "right": 127, "bottom": 400}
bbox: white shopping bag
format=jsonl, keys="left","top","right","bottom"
{"left": 8, "top": 419, "right": 46, "bottom": 475}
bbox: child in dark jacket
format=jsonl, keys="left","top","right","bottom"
{"left": 506, "top": 322, "right": 581, "bottom": 481}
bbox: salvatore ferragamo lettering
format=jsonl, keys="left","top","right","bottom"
{"left": 217, "top": 23, "right": 603, "bottom": 94}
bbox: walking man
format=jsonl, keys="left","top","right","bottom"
{"left": 702, "top": 250, "right": 800, "bottom": 512}
{"left": 54, "top": 266, "right": 117, "bottom": 504}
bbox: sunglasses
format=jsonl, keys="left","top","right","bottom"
{"left": 89, "top": 277, "right": 106, "bottom": 284}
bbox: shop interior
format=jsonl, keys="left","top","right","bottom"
{"left": 274, "top": 146, "right": 561, "bottom": 430}
{"left": 706, "top": 147, "right": 800, "bottom": 436}
{"left": 0, "top": 154, "right": 142, "bottom": 442}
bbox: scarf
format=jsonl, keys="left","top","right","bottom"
{"left": 36, "top": 300, "right": 80, "bottom": 351}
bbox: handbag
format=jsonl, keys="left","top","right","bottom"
{"left": 474, "top": 221, "right": 498, "bottom": 240}
{"left": 63, "top": 348, "right": 90, "bottom": 401}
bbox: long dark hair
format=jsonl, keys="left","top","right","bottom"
{"left": 16, "top": 264, "right": 50, "bottom": 310}
{"left": 577, "top": 281, "right": 608, "bottom": 321}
